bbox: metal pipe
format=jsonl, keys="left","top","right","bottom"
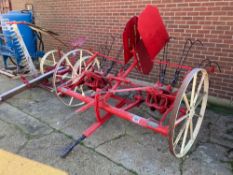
{"left": 0, "top": 69, "right": 55, "bottom": 102}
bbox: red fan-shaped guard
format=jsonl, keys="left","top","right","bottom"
{"left": 123, "top": 5, "right": 169, "bottom": 74}
{"left": 123, "top": 16, "right": 140, "bottom": 64}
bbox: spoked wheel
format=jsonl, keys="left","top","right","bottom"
{"left": 169, "top": 68, "right": 209, "bottom": 158}
{"left": 40, "top": 50, "right": 63, "bottom": 74}
{"left": 53, "top": 49, "right": 99, "bottom": 107}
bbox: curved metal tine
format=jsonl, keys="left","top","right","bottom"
{"left": 102, "top": 35, "right": 116, "bottom": 74}
{"left": 104, "top": 35, "right": 109, "bottom": 53}
{"left": 173, "top": 39, "right": 201, "bottom": 86}
{"left": 197, "top": 58, "right": 211, "bottom": 68}
{"left": 172, "top": 39, "right": 192, "bottom": 86}
{"left": 160, "top": 43, "right": 167, "bottom": 82}
{"left": 162, "top": 37, "right": 173, "bottom": 83}
{"left": 159, "top": 37, "right": 172, "bottom": 83}
{"left": 178, "top": 39, "right": 192, "bottom": 66}
{"left": 179, "top": 39, "right": 193, "bottom": 66}
{"left": 182, "top": 39, "right": 204, "bottom": 66}
{"left": 211, "top": 61, "right": 222, "bottom": 72}
{"left": 193, "top": 39, "right": 204, "bottom": 46}
{"left": 109, "top": 45, "right": 123, "bottom": 76}
{"left": 99, "top": 45, "right": 105, "bottom": 55}
{"left": 107, "top": 35, "right": 116, "bottom": 56}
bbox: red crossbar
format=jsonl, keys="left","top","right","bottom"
{"left": 58, "top": 87, "right": 168, "bottom": 136}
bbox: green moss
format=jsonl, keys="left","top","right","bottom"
{"left": 231, "top": 160, "right": 233, "bottom": 173}
{"left": 207, "top": 102, "right": 233, "bottom": 115}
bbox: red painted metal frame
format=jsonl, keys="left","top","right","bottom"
{"left": 56, "top": 51, "right": 192, "bottom": 140}
{"left": 54, "top": 5, "right": 207, "bottom": 151}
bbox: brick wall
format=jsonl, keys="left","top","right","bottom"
{"left": 11, "top": 0, "right": 32, "bottom": 10}
{"left": 12, "top": 0, "right": 233, "bottom": 101}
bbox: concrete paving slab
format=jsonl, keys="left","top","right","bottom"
{"left": 0, "top": 103, "right": 53, "bottom": 137}
{"left": 0, "top": 120, "right": 27, "bottom": 153}
{"left": 19, "top": 132, "right": 134, "bottom": 175}
{"left": 96, "top": 134, "right": 180, "bottom": 175}
{"left": 182, "top": 143, "right": 232, "bottom": 175}
{"left": 209, "top": 115, "right": 233, "bottom": 148}
{"left": 0, "top": 75, "right": 21, "bottom": 93}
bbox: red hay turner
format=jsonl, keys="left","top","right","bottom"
{"left": 51, "top": 5, "right": 212, "bottom": 158}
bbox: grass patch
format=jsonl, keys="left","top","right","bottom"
{"left": 207, "top": 102, "right": 233, "bottom": 115}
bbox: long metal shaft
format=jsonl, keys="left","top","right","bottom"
{"left": 0, "top": 69, "right": 55, "bottom": 102}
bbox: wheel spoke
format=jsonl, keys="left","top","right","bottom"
{"left": 69, "top": 86, "right": 78, "bottom": 105}
{"left": 194, "top": 92, "right": 206, "bottom": 108}
{"left": 95, "top": 58, "right": 100, "bottom": 69}
{"left": 79, "top": 50, "right": 83, "bottom": 74}
{"left": 190, "top": 73, "right": 197, "bottom": 107}
{"left": 56, "top": 79, "right": 73, "bottom": 88}
{"left": 183, "top": 93, "right": 191, "bottom": 111}
{"left": 65, "top": 57, "right": 75, "bottom": 72}
{"left": 194, "top": 113, "right": 203, "bottom": 118}
{"left": 181, "top": 119, "right": 190, "bottom": 154}
{"left": 193, "top": 73, "right": 205, "bottom": 105}
{"left": 80, "top": 85, "right": 85, "bottom": 96}
{"left": 190, "top": 118, "right": 193, "bottom": 140}
{"left": 52, "top": 52, "right": 56, "bottom": 64}
{"left": 56, "top": 74, "right": 72, "bottom": 79}
{"left": 173, "top": 122, "right": 186, "bottom": 148}
{"left": 175, "top": 114, "right": 189, "bottom": 125}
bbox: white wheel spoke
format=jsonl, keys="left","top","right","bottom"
{"left": 194, "top": 113, "right": 203, "bottom": 118}
{"left": 194, "top": 92, "right": 206, "bottom": 108}
{"left": 193, "top": 73, "right": 205, "bottom": 105}
{"left": 173, "top": 122, "right": 186, "bottom": 148}
{"left": 95, "top": 58, "right": 100, "bottom": 69}
{"left": 190, "top": 118, "right": 193, "bottom": 140}
{"left": 69, "top": 86, "right": 78, "bottom": 105}
{"left": 57, "top": 79, "right": 73, "bottom": 88}
{"left": 65, "top": 57, "right": 75, "bottom": 71}
{"left": 56, "top": 74, "right": 72, "bottom": 79}
{"left": 183, "top": 93, "right": 191, "bottom": 111}
{"left": 80, "top": 85, "right": 85, "bottom": 96}
{"left": 79, "top": 50, "right": 83, "bottom": 74}
{"left": 175, "top": 114, "right": 189, "bottom": 125}
{"left": 57, "top": 92, "right": 62, "bottom": 96}
{"left": 181, "top": 119, "right": 190, "bottom": 154}
{"left": 52, "top": 52, "right": 56, "bottom": 64}
{"left": 190, "top": 73, "right": 197, "bottom": 107}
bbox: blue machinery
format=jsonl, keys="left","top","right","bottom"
{"left": 0, "top": 10, "right": 44, "bottom": 74}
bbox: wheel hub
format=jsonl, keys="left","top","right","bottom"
{"left": 189, "top": 108, "right": 195, "bottom": 117}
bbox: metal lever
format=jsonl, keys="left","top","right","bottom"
{"left": 60, "top": 135, "right": 86, "bottom": 159}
